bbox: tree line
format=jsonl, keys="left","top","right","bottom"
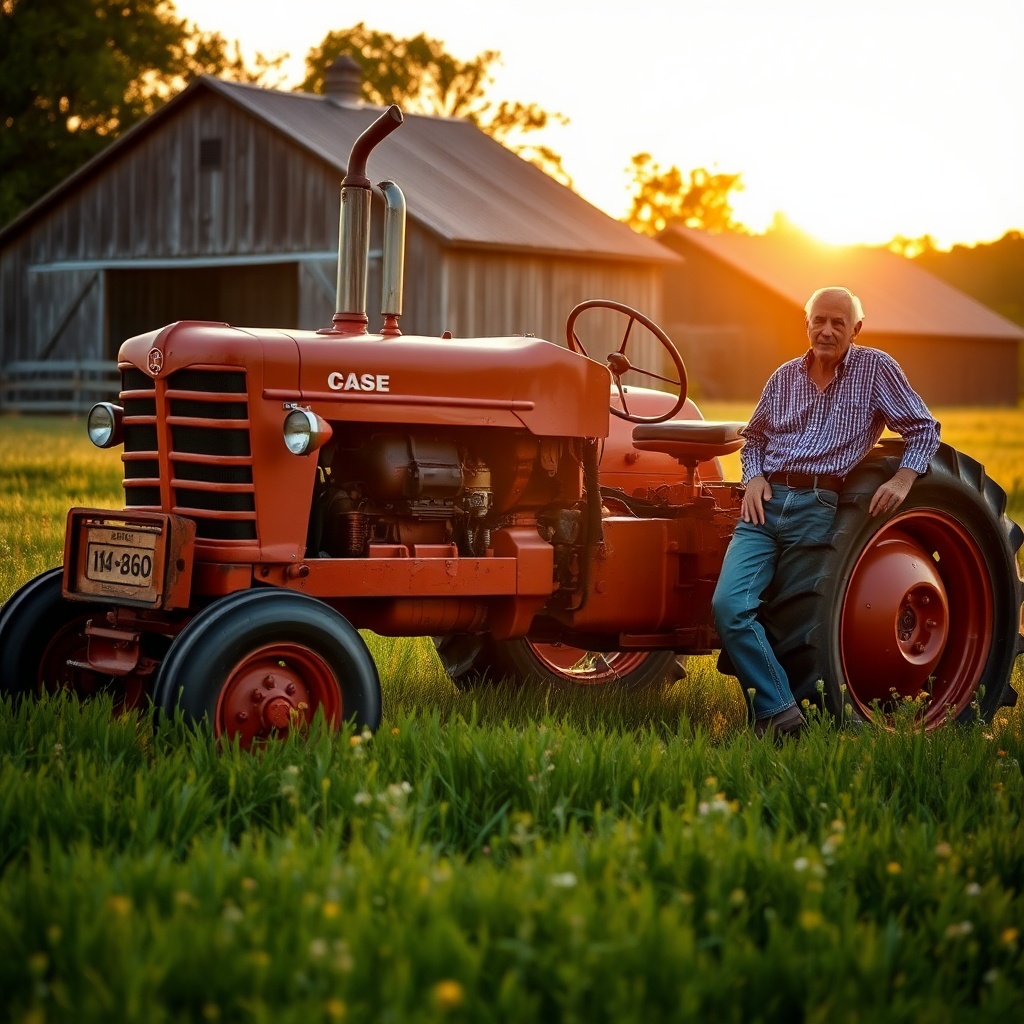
{"left": 908, "top": 233, "right": 1024, "bottom": 331}
{"left": 1, "top": 1, "right": 739, "bottom": 234}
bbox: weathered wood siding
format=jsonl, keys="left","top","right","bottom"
{"left": 871, "top": 334, "right": 1018, "bottom": 407}
{"left": 439, "top": 250, "right": 669, "bottom": 391}
{"left": 22, "top": 267, "right": 105, "bottom": 361}
{"left": 1, "top": 93, "right": 341, "bottom": 363}
{"left": 662, "top": 239, "right": 797, "bottom": 400}
{"left": 2, "top": 89, "right": 668, "bottom": 381}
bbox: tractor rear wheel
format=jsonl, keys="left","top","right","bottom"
{"left": 764, "top": 442, "right": 1023, "bottom": 728}
{"left": 435, "top": 634, "right": 682, "bottom": 691}
{"left": 0, "top": 567, "right": 152, "bottom": 708}
{"left": 154, "top": 589, "right": 381, "bottom": 746}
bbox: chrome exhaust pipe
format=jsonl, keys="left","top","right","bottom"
{"left": 325, "top": 104, "right": 403, "bottom": 335}
{"left": 378, "top": 180, "right": 406, "bottom": 336}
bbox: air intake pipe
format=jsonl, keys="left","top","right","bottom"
{"left": 326, "top": 104, "right": 403, "bottom": 335}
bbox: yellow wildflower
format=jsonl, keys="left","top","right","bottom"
{"left": 432, "top": 979, "right": 466, "bottom": 1010}
{"left": 107, "top": 894, "right": 132, "bottom": 915}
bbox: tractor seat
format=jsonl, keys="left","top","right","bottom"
{"left": 631, "top": 420, "right": 747, "bottom": 464}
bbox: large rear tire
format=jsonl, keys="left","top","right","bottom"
{"left": 764, "top": 441, "right": 1023, "bottom": 728}
{"left": 435, "top": 634, "right": 682, "bottom": 691}
{"left": 154, "top": 589, "right": 381, "bottom": 746}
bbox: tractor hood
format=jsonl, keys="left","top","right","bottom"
{"left": 292, "top": 331, "right": 612, "bottom": 437}
{"left": 118, "top": 322, "right": 612, "bottom": 439}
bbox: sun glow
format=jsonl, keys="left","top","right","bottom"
{"left": 170, "top": 0, "right": 1024, "bottom": 252}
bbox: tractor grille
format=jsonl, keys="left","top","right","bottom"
{"left": 121, "top": 367, "right": 257, "bottom": 541}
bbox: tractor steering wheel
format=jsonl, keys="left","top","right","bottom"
{"left": 566, "top": 299, "right": 688, "bottom": 423}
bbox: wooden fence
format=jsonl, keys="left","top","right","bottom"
{"left": 0, "top": 360, "right": 120, "bottom": 415}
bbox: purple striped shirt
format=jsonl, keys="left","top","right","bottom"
{"left": 740, "top": 345, "right": 940, "bottom": 484}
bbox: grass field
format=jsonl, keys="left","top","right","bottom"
{"left": 1, "top": 412, "right": 1023, "bottom": 1022}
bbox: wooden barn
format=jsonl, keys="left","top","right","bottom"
{"left": 0, "top": 60, "right": 676, "bottom": 386}
{"left": 659, "top": 226, "right": 1024, "bottom": 406}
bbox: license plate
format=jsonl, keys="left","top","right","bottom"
{"left": 85, "top": 526, "right": 160, "bottom": 589}
{"left": 65, "top": 509, "right": 195, "bottom": 609}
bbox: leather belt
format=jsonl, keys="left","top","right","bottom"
{"left": 766, "top": 471, "right": 844, "bottom": 492}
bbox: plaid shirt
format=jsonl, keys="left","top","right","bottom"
{"left": 740, "top": 344, "right": 940, "bottom": 484}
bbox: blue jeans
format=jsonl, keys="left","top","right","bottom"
{"left": 712, "top": 485, "right": 838, "bottom": 721}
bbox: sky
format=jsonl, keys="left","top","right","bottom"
{"left": 173, "top": 0, "right": 1022, "bottom": 249}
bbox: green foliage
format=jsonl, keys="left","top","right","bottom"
{"left": 0, "top": 0, "right": 283, "bottom": 228}
{"left": 625, "top": 153, "right": 745, "bottom": 236}
{"left": 1, "top": 689, "right": 1022, "bottom": 1023}
{"left": 300, "top": 22, "right": 571, "bottom": 187}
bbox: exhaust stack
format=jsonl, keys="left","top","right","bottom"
{"left": 325, "top": 104, "right": 404, "bottom": 336}
{"left": 378, "top": 180, "right": 406, "bottom": 337}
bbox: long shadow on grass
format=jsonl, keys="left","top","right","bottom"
{"left": 369, "top": 636, "right": 750, "bottom": 741}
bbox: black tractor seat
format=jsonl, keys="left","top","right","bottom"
{"left": 631, "top": 420, "right": 747, "bottom": 464}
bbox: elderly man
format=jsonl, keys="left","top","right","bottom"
{"left": 712, "top": 286, "right": 940, "bottom": 739}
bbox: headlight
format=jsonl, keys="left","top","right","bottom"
{"left": 283, "top": 407, "right": 332, "bottom": 455}
{"left": 87, "top": 403, "right": 124, "bottom": 448}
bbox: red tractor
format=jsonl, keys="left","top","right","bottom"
{"left": 2, "top": 107, "right": 1021, "bottom": 742}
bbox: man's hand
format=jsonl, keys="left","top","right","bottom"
{"left": 741, "top": 475, "right": 772, "bottom": 525}
{"left": 869, "top": 467, "right": 919, "bottom": 517}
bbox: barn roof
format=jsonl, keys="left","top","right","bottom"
{"left": 1, "top": 75, "right": 677, "bottom": 265}
{"left": 662, "top": 226, "right": 1024, "bottom": 341}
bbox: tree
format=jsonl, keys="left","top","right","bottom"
{"left": 625, "top": 152, "right": 745, "bottom": 236}
{"left": 886, "top": 234, "right": 938, "bottom": 259}
{"left": 911, "top": 230, "right": 1024, "bottom": 329}
{"left": 301, "top": 23, "right": 570, "bottom": 186}
{"left": 0, "top": 0, "right": 281, "bottom": 227}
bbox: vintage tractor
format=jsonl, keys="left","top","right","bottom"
{"left": 1, "top": 106, "right": 1022, "bottom": 743}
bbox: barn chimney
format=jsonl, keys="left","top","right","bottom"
{"left": 324, "top": 55, "right": 363, "bottom": 107}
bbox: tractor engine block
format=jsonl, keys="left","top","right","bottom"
{"left": 315, "top": 430, "right": 499, "bottom": 558}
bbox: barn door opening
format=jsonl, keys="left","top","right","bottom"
{"left": 105, "top": 263, "right": 299, "bottom": 358}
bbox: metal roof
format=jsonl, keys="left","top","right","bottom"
{"left": 663, "top": 226, "right": 1024, "bottom": 341}
{"left": 2, "top": 75, "right": 678, "bottom": 265}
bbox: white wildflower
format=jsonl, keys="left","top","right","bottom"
{"left": 549, "top": 872, "right": 578, "bottom": 889}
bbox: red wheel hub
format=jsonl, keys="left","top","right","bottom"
{"left": 215, "top": 643, "right": 342, "bottom": 745}
{"left": 839, "top": 511, "right": 992, "bottom": 728}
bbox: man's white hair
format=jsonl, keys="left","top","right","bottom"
{"left": 804, "top": 286, "right": 864, "bottom": 323}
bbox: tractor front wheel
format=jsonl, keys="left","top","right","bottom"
{"left": 765, "top": 442, "right": 1023, "bottom": 728}
{"left": 153, "top": 589, "right": 381, "bottom": 746}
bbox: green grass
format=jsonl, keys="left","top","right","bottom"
{"left": 0, "top": 417, "right": 123, "bottom": 603}
{"left": 2, "top": 692, "right": 1023, "bottom": 1023}
{"left": 1, "top": 413, "right": 1024, "bottom": 1022}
